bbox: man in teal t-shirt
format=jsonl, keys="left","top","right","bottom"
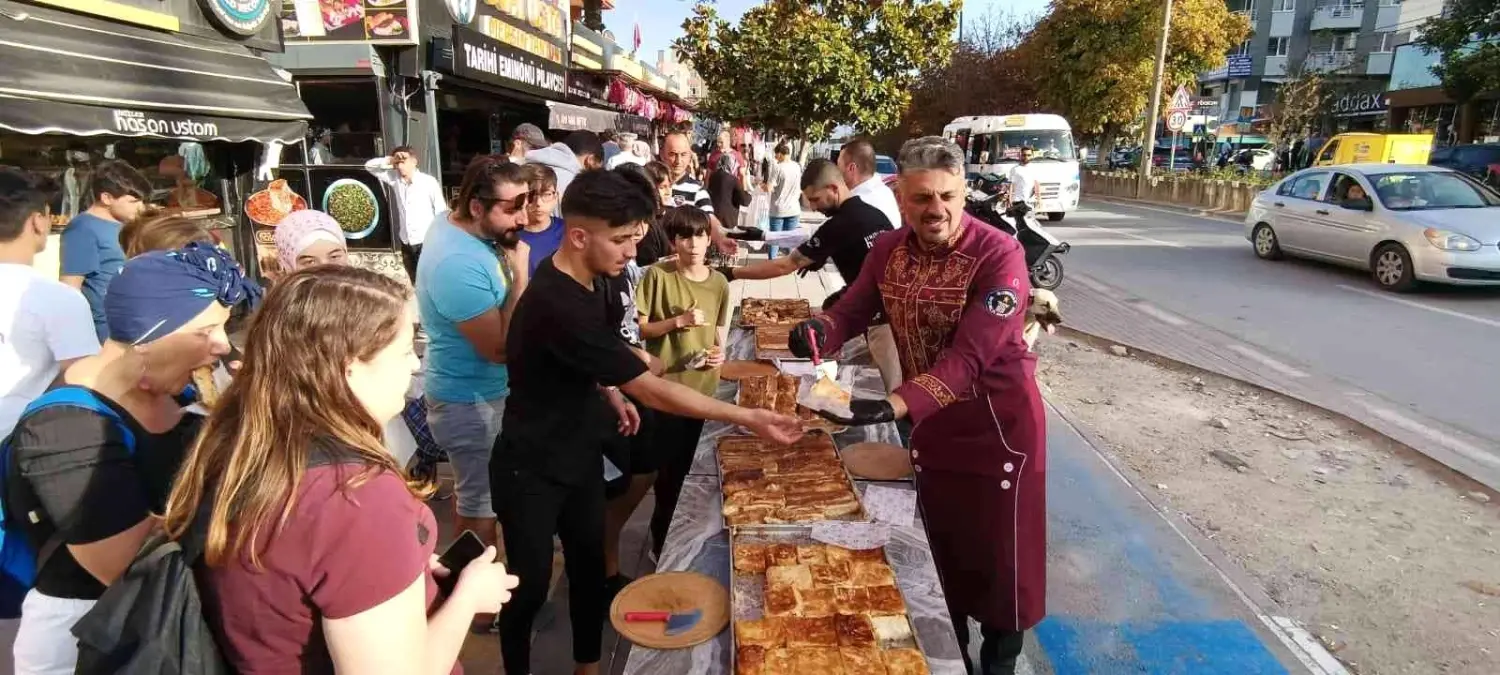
{"left": 415, "top": 160, "right": 530, "bottom": 564}
{"left": 57, "top": 160, "right": 149, "bottom": 342}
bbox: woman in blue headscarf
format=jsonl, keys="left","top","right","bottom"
{"left": 5, "top": 243, "right": 259, "bottom": 674}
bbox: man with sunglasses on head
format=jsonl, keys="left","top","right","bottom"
{"left": 365, "top": 145, "right": 446, "bottom": 283}
{"left": 414, "top": 156, "right": 531, "bottom": 632}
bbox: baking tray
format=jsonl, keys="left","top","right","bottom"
{"left": 715, "top": 430, "right": 868, "bottom": 526}
{"left": 728, "top": 525, "right": 930, "bottom": 674}
{"left": 733, "top": 374, "right": 847, "bottom": 435}
{"left": 754, "top": 323, "right": 804, "bottom": 361}
{"left": 739, "top": 298, "right": 812, "bottom": 328}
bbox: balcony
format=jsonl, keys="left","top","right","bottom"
{"left": 1263, "top": 55, "right": 1288, "bottom": 77}
{"left": 1365, "top": 52, "right": 1393, "bottom": 76}
{"left": 1305, "top": 51, "right": 1356, "bottom": 72}
{"left": 1310, "top": 2, "right": 1365, "bottom": 31}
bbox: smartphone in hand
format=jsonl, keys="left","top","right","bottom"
{"left": 435, "top": 530, "right": 486, "bottom": 597}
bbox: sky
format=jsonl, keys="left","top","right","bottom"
{"left": 610, "top": 0, "right": 1053, "bottom": 67}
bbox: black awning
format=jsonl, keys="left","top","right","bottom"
{"left": 0, "top": 5, "right": 312, "bottom": 143}
{"left": 547, "top": 102, "right": 618, "bottom": 132}
{"left": 616, "top": 114, "right": 653, "bottom": 136}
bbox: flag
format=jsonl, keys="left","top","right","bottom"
{"left": 633, "top": 18, "right": 641, "bottom": 54}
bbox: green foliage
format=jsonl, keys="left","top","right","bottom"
{"left": 673, "top": 0, "right": 961, "bottom": 139}
{"left": 1416, "top": 0, "right": 1500, "bottom": 103}
{"left": 1025, "top": 0, "right": 1250, "bottom": 138}
{"left": 1266, "top": 66, "right": 1326, "bottom": 148}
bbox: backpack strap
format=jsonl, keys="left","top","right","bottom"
{"left": 12, "top": 387, "right": 138, "bottom": 575}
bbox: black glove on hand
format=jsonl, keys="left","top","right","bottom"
{"left": 815, "top": 398, "right": 897, "bottom": 427}
{"left": 716, "top": 265, "right": 737, "bottom": 282}
{"left": 787, "top": 319, "right": 826, "bottom": 360}
{"left": 726, "top": 226, "right": 766, "bottom": 241}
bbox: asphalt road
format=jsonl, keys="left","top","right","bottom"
{"left": 1050, "top": 199, "right": 1500, "bottom": 453}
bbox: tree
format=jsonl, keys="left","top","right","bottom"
{"left": 1265, "top": 65, "right": 1325, "bottom": 158}
{"left": 1416, "top": 0, "right": 1500, "bottom": 103}
{"left": 674, "top": 0, "right": 961, "bottom": 140}
{"left": 1023, "top": 0, "right": 1250, "bottom": 156}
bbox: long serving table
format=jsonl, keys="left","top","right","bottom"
{"left": 619, "top": 323, "right": 966, "bottom": 675}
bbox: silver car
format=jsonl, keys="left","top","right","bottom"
{"left": 1244, "top": 164, "right": 1500, "bottom": 291}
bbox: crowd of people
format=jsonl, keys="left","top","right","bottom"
{"left": 1, "top": 128, "right": 1048, "bottom": 675}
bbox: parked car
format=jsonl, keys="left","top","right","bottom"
{"left": 1151, "top": 147, "right": 1193, "bottom": 170}
{"left": 1108, "top": 148, "right": 1140, "bottom": 170}
{"left": 1312, "top": 133, "right": 1434, "bottom": 167}
{"left": 1429, "top": 143, "right": 1500, "bottom": 186}
{"left": 875, "top": 154, "right": 898, "bottom": 180}
{"left": 1232, "top": 148, "right": 1277, "bottom": 171}
{"left": 1244, "top": 164, "right": 1500, "bottom": 291}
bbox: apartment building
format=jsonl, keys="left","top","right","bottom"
{"left": 1198, "top": 0, "right": 1446, "bottom": 132}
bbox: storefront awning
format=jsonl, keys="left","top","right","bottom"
{"left": 0, "top": 5, "right": 312, "bottom": 143}
{"left": 547, "top": 102, "right": 618, "bottom": 132}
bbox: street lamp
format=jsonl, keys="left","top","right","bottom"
{"left": 1136, "top": 0, "right": 1173, "bottom": 198}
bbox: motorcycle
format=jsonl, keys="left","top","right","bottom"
{"left": 965, "top": 174, "right": 1070, "bottom": 291}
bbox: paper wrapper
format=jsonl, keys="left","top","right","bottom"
{"left": 864, "top": 485, "right": 918, "bottom": 527}
{"left": 796, "top": 373, "right": 853, "bottom": 420}
{"left": 810, "top": 521, "right": 891, "bottom": 550}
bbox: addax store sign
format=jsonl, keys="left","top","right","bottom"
{"left": 1332, "top": 91, "right": 1388, "bottom": 117}
{"left": 450, "top": 25, "right": 566, "bottom": 98}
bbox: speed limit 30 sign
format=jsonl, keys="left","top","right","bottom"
{"left": 1166, "top": 110, "right": 1188, "bottom": 133}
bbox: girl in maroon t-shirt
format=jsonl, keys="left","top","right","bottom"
{"left": 161, "top": 266, "right": 518, "bottom": 674}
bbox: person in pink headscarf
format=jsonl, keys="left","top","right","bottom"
{"left": 272, "top": 210, "right": 347, "bottom": 275}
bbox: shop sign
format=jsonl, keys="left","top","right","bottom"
{"left": 199, "top": 0, "right": 274, "bottom": 37}
{"left": 447, "top": 0, "right": 569, "bottom": 68}
{"left": 281, "top": 0, "right": 420, "bottom": 45}
{"left": 1332, "top": 91, "right": 1388, "bottom": 117}
{"left": 450, "top": 25, "right": 566, "bottom": 97}
{"left": 566, "top": 73, "right": 608, "bottom": 105}
{"left": 1227, "top": 55, "right": 1253, "bottom": 78}
{"left": 113, "top": 109, "right": 221, "bottom": 138}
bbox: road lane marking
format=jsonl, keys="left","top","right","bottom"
{"left": 1130, "top": 301, "right": 1190, "bottom": 327}
{"left": 1336, "top": 284, "right": 1500, "bottom": 330}
{"left": 1225, "top": 344, "right": 1309, "bottom": 378}
{"left": 1082, "top": 198, "right": 1245, "bottom": 225}
{"left": 1270, "top": 616, "right": 1354, "bottom": 675}
{"left": 1075, "top": 222, "right": 1188, "bottom": 249}
{"left": 1359, "top": 402, "right": 1500, "bottom": 469}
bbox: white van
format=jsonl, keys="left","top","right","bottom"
{"left": 943, "top": 114, "right": 1082, "bottom": 221}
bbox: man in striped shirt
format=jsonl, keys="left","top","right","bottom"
{"left": 662, "top": 131, "right": 736, "bottom": 259}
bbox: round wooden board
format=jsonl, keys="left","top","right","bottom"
{"left": 842, "top": 442, "right": 914, "bottom": 480}
{"left": 609, "top": 571, "right": 730, "bottom": 650}
{"left": 720, "top": 360, "right": 780, "bottom": 381}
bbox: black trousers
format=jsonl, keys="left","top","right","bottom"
{"left": 648, "top": 412, "right": 706, "bottom": 557}
{"left": 495, "top": 468, "right": 606, "bottom": 668}
{"left": 953, "top": 614, "right": 1026, "bottom": 675}
{"left": 400, "top": 243, "right": 422, "bottom": 283}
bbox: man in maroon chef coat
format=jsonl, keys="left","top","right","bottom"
{"left": 790, "top": 136, "right": 1046, "bottom": 675}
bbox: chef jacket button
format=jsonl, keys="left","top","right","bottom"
{"left": 911, "top": 450, "right": 919, "bottom": 459}
{"left": 1003, "top": 462, "right": 1014, "bottom": 473}
{"left": 914, "top": 465, "right": 922, "bottom": 473}
{"left": 1001, "top": 480, "right": 1012, "bottom": 490}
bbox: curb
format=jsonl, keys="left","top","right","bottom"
{"left": 1082, "top": 194, "right": 1247, "bottom": 223}
{"left": 1041, "top": 378, "right": 1352, "bottom": 675}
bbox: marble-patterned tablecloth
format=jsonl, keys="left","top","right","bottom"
{"left": 620, "top": 323, "right": 960, "bottom": 675}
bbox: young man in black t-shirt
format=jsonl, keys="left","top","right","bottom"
{"left": 492, "top": 169, "right": 801, "bottom": 675}
{"left": 719, "top": 159, "right": 902, "bottom": 392}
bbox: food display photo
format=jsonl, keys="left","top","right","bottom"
{"left": 731, "top": 531, "right": 929, "bottom": 675}
{"left": 280, "top": 0, "right": 411, "bottom": 41}
{"left": 717, "top": 432, "right": 865, "bottom": 526}
{"left": 322, "top": 178, "right": 380, "bottom": 238}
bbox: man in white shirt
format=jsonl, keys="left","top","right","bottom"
{"left": 1008, "top": 146, "right": 1042, "bottom": 208}
{"left": 365, "top": 145, "right": 447, "bottom": 283}
{"left": 607, "top": 139, "right": 651, "bottom": 169}
{"left": 0, "top": 167, "right": 100, "bottom": 440}
{"left": 766, "top": 143, "right": 803, "bottom": 257}
{"left": 837, "top": 138, "right": 902, "bottom": 229}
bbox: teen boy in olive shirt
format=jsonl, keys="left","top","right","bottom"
{"left": 634, "top": 206, "right": 730, "bottom": 555}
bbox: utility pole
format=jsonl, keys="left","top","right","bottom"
{"left": 1136, "top": 0, "right": 1173, "bottom": 198}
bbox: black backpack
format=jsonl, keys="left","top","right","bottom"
{"left": 70, "top": 512, "right": 231, "bottom": 675}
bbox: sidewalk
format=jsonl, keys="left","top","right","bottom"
{"left": 1055, "top": 271, "right": 1500, "bottom": 492}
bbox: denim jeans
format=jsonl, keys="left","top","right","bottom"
{"left": 425, "top": 395, "right": 506, "bottom": 518}
{"left": 767, "top": 214, "right": 800, "bottom": 258}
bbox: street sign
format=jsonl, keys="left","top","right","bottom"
{"left": 1166, "top": 110, "right": 1188, "bottom": 133}
{"left": 1169, "top": 84, "right": 1194, "bottom": 113}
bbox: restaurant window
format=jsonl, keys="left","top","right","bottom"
{"left": 281, "top": 80, "right": 385, "bottom": 166}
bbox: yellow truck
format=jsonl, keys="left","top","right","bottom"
{"left": 1313, "top": 133, "right": 1433, "bottom": 166}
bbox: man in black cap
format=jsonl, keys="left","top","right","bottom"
{"left": 508, "top": 123, "right": 548, "bottom": 163}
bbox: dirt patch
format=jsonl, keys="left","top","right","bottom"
{"left": 1035, "top": 335, "right": 1500, "bottom": 675}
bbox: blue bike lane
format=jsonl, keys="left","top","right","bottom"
{"left": 1021, "top": 402, "right": 1333, "bottom": 675}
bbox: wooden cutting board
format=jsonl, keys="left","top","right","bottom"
{"left": 720, "top": 360, "right": 780, "bottom": 381}
{"left": 609, "top": 571, "right": 729, "bottom": 650}
{"left": 841, "top": 442, "right": 914, "bottom": 480}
